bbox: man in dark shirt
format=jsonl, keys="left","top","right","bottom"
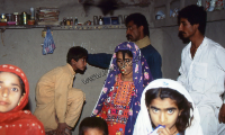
{"left": 88, "top": 13, "right": 162, "bottom": 79}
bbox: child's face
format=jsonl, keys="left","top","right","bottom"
{"left": 84, "top": 128, "right": 104, "bottom": 135}
{"left": 0, "top": 72, "right": 24, "bottom": 112}
{"left": 116, "top": 52, "right": 133, "bottom": 75}
{"left": 148, "top": 97, "right": 180, "bottom": 129}
{"left": 73, "top": 57, "right": 87, "bottom": 71}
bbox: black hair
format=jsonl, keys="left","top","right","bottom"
{"left": 145, "top": 88, "right": 193, "bottom": 134}
{"left": 178, "top": 4, "right": 207, "bottom": 35}
{"left": 79, "top": 117, "right": 108, "bottom": 135}
{"left": 116, "top": 50, "right": 133, "bottom": 60}
{"left": 125, "top": 13, "right": 149, "bottom": 37}
{"left": 67, "top": 46, "right": 88, "bottom": 64}
{"left": 0, "top": 71, "right": 25, "bottom": 95}
{"left": 18, "top": 74, "right": 25, "bottom": 94}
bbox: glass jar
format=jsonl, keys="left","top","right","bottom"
{"left": 66, "top": 17, "right": 71, "bottom": 26}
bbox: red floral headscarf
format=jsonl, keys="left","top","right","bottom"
{"left": 0, "top": 64, "right": 29, "bottom": 112}
{"left": 0, "top": 64, "right": 45, "bottom": 135}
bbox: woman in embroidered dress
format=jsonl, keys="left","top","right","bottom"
{"left": 0, "top": 64, "right": 45, "bottom": 135}
{"left": 91, "top": 42, "right": 153, "bottom": 135}
{"left": 133, "top": 79, "right": 203, "bottom": 135}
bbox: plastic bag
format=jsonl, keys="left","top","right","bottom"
{"left": 42, "top": 28, "right": 56, "bottom": 55}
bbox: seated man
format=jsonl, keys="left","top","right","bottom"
{"left": 34, "top": 46, "right": 88, "bottom": 135}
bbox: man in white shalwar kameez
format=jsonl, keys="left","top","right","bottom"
{"left": 177, "top": 5, "right": 225, "bottom": 135}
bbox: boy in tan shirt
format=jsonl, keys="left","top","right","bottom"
{"left": 34, "top": 46, "right": 88, "bottom": 135}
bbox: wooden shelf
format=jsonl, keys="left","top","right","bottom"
{"left": 0, "top": 25, "right": 126, "bottom": 30}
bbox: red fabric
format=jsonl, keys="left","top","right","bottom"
{"left": 0, "top": 64, "right": 45, "bottom": 135}
{"left": 108, "top": 123, "right": 125, "bottom": 135}
{"left": 99, "top": 74, "right": 135, "bottom": 135}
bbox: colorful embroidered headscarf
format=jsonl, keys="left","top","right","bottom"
{"left": 0, "top": 64, "right": 45, "bottom": 135}
{"left": 133, "top": 79, "right": 203, "bottom": 135}
{"left": 91, "top": 42, "right": 153, "bottom": 135}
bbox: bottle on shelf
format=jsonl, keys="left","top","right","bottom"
{"left": 66, "top": 17, "right": 71, "bottom": 26}
{"left": 74, "top": 17, "right": 78, "bottom": 25}
{"left": 70, "top": 17, "right": 73, "bottom": 26}
{"left": 13, "top": 12, "right": 19, "bottom": 25}
{"left": 22, "top": 12, "right": 27, "bottom": 25}
{"left": 30, "top": 7, "right": 35, "bottom": 20}
{"left": 93, "top": 16, "right": 98, "bottom": 25}
{"left": 99, "top": 16, "right": 103, "bottom": 25}
{"left": 62, "top": 17, "right": 67, "bottom": 26}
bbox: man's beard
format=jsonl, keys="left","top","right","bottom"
{"left": 178, "top": 31, "right": 190, "bottom": 44}
{"left": 126, "top": 34, "right": 134, "bottom": 41}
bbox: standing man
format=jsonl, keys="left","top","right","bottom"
{"left": 177, "top": 5, "right": 225, "bottom": 135}
{"left": 88, "top": 13, "right": 162, "bottom": 79}
{"left": 34, "top": 46, "right": 88, "bottom": 135}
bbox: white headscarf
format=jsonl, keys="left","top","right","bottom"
{"left": 133, "top": 79, "right": 203, "bottom": 135}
